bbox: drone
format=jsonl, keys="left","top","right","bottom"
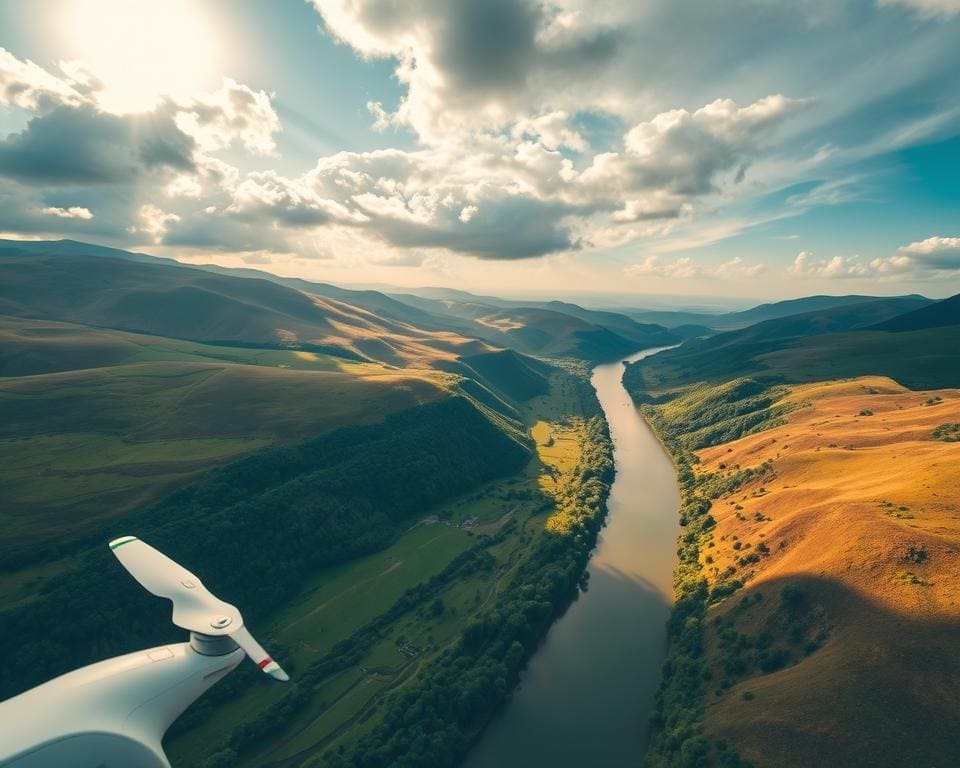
{"left": 0, "top": 536, "right": 288, "bottom": 768}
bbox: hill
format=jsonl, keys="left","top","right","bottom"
{"left": 0, "top": 249, "right": 493, "bottom": 367}
{"left": 640, "top": 375, "right": 960, "bottom": 767}
{"left": 630, "top": 295, "right": 960, "bottom": 767}
{"left": 0, "top": 316, "right": 448, "bottom": 571}
{"left": 0, "top": 395, "right": 532, "bottom": 700}
{"left": 625, "top": 298, "right": 958, "bottom": 393}
{"left": 0, "top": 241, "right": 627, "bottom": 768}
{"left": 0, "top": 237, "right": 167, "bottom": 264}
{"left": 869, "top": 292, "right": 960, "bottom": 332}
{"left": 389, "top": 292, "right": 676, "bottom": 361}
{"left": 456, "top": 349, "right": 551, "bottom": 402}
{"left": 626, "top": 294, "right": 933, "bottom": 331}
{"left": 0, "top": 239, "right": 681, "bottom": 363}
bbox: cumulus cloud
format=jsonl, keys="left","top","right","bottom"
{"left": 789, "top": 240, "right": 960, "bottom": 280}
{"left": 0, "top": 50, "right": 279, "bottom": 188}
{"left": 0, "top": 48, "right": 89, "bottom": 111}
{"left": 132, "top": 204, "right": 181, "bottom": 243}
{"left": 175, "top": 93, "right": 797, "bottom": 262}
{"left": 625, "top": 253, "right": 764, "bottom": 279}
{"left": 173, "top": 79, "right": 282, "bottom": 156}
{"left": 715, "top": 256, "right": 765, "bottom": 278}
{"left": 865, "top": 236, "right": 960, "bottom": 277}
{"left": 899, "top": 235, "right": 960, "bottom": 267}
{"left": 0, "top": 105, "right": 196, "bottom": 185}
{"left": 41, "top": 205, "right": 93, "bottom": 219}
{"left": 788, "top": 251, "right": 870, "bottom": 278}
{"left": 312, "top": 0, "right": 622, "bottom": 143}
{"left": 625, "top": 255, "right": 700, "bottom": 278}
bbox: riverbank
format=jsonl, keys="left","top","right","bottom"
{"left": 465, "top": 348, "right": 679, "bottom": 768}
{"left": 310, "top": 360, "right": 617, "bottom": 767}
{"left": 639, "top": 375, "right": 960, "bottom": 767}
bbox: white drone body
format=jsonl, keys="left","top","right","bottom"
{"left": 0, "top": 536, "right": 289, "bottom": 768}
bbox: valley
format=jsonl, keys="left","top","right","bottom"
{"left": 627, "top": 295, "right": 960, "bottom": 767}
{"left": 2, "top": 238, "right": 958, "bottom": 768}
{"left": 0, "top": 242, "right": 629, "bottom": 768}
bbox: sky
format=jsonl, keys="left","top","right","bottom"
{"left": 0, "top": 0, "right": 959, "bottom": 301}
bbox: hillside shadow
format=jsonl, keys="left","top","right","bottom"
{"left": 706, "top": 574, "right": 960, "bottom": 768}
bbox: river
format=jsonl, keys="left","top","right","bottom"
{"left": 464, "top": 347, "right": 680, "bottom": 768}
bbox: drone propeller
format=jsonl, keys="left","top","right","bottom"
{"left": 109, "top": 536, "right": 289, "bottom": 682}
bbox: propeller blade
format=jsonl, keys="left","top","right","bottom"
{"left": 230, "top": 626, "right": 290, "bottom": 681}
{"left": 109, "top": 535, "right": 241, "bottom": 635}
{"left": 109, "top": 536, "right": 289, "bottom": 682}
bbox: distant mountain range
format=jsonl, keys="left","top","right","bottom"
{"left": 0, "top": 239, "right": 681, "bottom": 363}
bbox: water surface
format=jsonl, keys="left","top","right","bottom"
{"left": 464, "top": 348, "right": 680, "bottom": 768}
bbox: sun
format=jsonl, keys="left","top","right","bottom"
{"left": 59, "top": 0, "right": 221, "bottom": 113}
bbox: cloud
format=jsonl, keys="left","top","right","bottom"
{"left": 788, "top": 250, "right": 869, "bottom": 278}
{"left": 898, "top": 235, "right": 960, "bottom": 267}
{"left": 0, "top": 105, "right": 196, "bottom": 185}
{"left": 789, "top": 239, "right": 960, "bottom": 281}
{"left": 41, "top": 205, "right": 93, "bottom": 219}
{"left": 866, "top": 235, "right": 960, "bottom": 276}
{"left": 132, "top": 204, "right": 181, "bottom": 243}
{"left": 625, "top": 253, "right": 764, "bottom": 279}
{"left": 173, "top": 79, "right": 282, "bottom": 156}
{"left": 0, "top": 48, "right": 89, "bottom": 111}
{"left": 174, "top": 94, "right": 797, "bottom": 262}
{"left": 624, "top": 255, "right": 701, "bottom": 279}
{"left": 312, "top": 0, "right": 622, "bottom": 143}
{"left": 715, "top": 256, "right": 765, "bottom": 278}
{"left": 579, "top": 95, "right": 805, "bottom": 222}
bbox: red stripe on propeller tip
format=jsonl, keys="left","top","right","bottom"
{"left": 257, "top": 657, "right": 273, "bottom": 669}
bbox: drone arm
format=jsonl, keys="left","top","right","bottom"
{"left": 0, "top": 642, "right": 243, "bottom": 768}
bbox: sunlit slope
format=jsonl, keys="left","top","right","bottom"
{"left": 689, "top": 378, "right": 960, "bottom": 767}
{"left": 388, "top": 291, "right": 678, "bottom": 361}
{"left": 0, "top": 250, "right": 492, "bottom": 367}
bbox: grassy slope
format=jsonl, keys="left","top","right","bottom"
{"left": 628, "top": 325, "right": 960, "bottom": 394}
{"left": 628, "top": 314, "right": 960, "bottom": 767}
{"left": 0, "top": 251, "right": 492, "bottom": 367}
{"left": 0, "top": 317, "right": 446, "bottom": 575}
{"left": 694, "top": 378, "right": 960, "bottom": 767}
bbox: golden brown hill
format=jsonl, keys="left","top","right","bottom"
{"left": 694, "top": 376, "right": 960, "bottom": 767}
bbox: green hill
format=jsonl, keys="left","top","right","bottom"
{"left": 869, "top": 292, "right": 960, "bottom": 332}
{"left": 0, "top": 316, "right": 447, "bottom": 571}
{"left": 625, "top": 297, "right": 954, "bottom": 393}
{"left": 457, "top": 349, "right": 550, "bottom": 402}
{"left": 627, "top": 293, "right": 933, "bottom": 331}
{"left": 0, "top": 249, "right": 500, "bottom": 366}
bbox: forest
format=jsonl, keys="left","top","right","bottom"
{"left": 0, "top": 396, "right": 530, "bottom": 700}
